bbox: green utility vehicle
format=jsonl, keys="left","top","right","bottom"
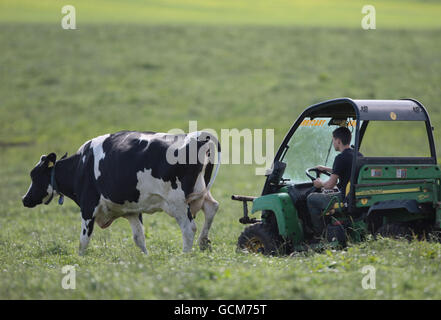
{"left": 233, "top": 98, "right": 441, "bottom": 254}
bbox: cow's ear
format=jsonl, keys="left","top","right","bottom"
{"left": 46, "top": 153, "right": 57, "bottom": 168}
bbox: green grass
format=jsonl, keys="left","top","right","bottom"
{"left": 1, "top": 1, "right": 441, "bottom": 299}
{"left": 1, "top": 0, "right": 441, "bottom": 29}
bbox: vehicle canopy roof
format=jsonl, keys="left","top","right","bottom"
{"left": 304, "top": 98, "right": 429, "bottom": 121}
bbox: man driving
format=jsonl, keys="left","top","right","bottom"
{"left": 306, "top": 126, "right": 362, "bottom": 239}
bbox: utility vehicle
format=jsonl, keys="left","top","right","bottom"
{"left": 233, "top": 98, "right": 441, "bottom": 254}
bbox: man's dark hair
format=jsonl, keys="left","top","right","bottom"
{"left": 332, "top": 126, "right": 351, "bottom": 145}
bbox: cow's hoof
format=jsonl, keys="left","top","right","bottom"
{"left": 199, "top": 238, "right": 212, "bottom": 251}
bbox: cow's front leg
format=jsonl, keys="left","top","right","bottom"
{"left": 174, "top": 206, "right": 197, "bottom": 253}
{"left": 126, "top": 213, "right": 148, "bottom": 254}
{"left": 77, "top": 178, "right": 101, "bottom": 256}
{"left": 79, "top": 216, "right": 95, "bottom": 256}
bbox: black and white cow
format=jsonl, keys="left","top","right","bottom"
{"left": 22, "top": 131, "right": 221, "bottom": 255}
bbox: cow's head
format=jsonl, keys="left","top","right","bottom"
{"left": 22, "top": 153, "right": 57, "bottom": 208}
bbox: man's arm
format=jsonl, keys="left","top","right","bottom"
{"left": 316, "top": 165, "right": 333, "bottom": 173}
{"left": 313, "top": 174, "right": 339, "bottom": 190}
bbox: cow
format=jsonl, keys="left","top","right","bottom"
{"left": 22, "top": 130, "right": 221, "bottom": 256}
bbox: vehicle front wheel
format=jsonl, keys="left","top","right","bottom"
{"left": 237, "top": 223, "right": 283, "bottom": 255}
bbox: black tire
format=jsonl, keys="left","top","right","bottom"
{"left": 426, "top": 229, "right": 441, "bottom": 242}
{"left": 326, "top": 224, "right": 347, "bottom": 247}
{"left": 237, "top": 223, "right": 283, "bottom": 255}
{"left": 377, "top": 223, "right": 412, "bottom": 240}
{"left": 408, "top": 221, "right": 440, "bottom": 242}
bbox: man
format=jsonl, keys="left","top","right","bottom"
{"left": 306, "top": 126, "right": 362, "bottom": 238}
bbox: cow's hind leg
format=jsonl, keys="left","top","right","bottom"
{"left": 126, "top": 213, "right": 148, "bottom": 254}
{"left": 198, "top": 191, "right": 219, "bottom": 251}
{"left": 174, "top": 206, "right": 197, "bottom": 253}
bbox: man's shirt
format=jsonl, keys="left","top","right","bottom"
{"left": 332, "top": 148, "right": 363, "bottom": 195}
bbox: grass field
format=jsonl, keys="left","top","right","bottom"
{"left": 1, "top": 0, "right": 441, "bottom": 29}
{"left": 1, "top": 1, "right": 441, "bottom": 299}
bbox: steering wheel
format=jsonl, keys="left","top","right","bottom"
{"left": 304, "top": 167, "right": 333, "bottom": 196}
{"left": 305, "top": 167, "right": 331, "bottom": 182}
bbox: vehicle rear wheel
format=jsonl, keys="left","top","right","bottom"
{"left": 377, "top": 223, "right": 412, "bottom": 240}
{"left": 237, "top": 223, "right": 283, "bottom": 255}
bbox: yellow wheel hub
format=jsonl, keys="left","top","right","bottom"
{"left": 245, "top": 236, "right": 264, "bottom": 253}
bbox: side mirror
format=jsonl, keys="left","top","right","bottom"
{"left": 267, "top": 161, "right": 286, "bottom": 185}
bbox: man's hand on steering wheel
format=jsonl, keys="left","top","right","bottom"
{"left": 313, "top": 178, "right": 323, "bottom": 189}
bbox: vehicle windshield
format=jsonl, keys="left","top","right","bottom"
{"left": 280, "top": 117, "right": 357, "bottom": 184}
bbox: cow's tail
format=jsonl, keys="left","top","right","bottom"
{"left": 205, "top": 135, "right": 221, "bottom": 192}
{"left": 186, "top": 132, "right": 221, "bottom": 203}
